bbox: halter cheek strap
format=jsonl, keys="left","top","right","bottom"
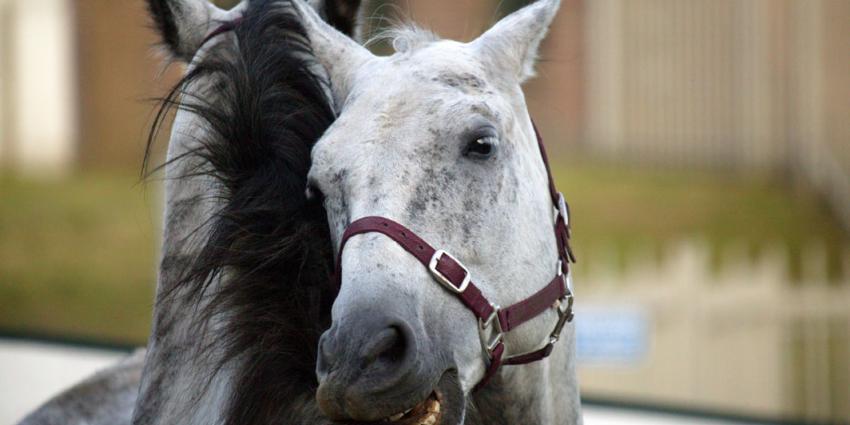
{"left": 335, "top": 123, "right": 575, "bottom": 390}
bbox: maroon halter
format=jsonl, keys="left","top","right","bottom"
{"left": 334, "top": 124, "right": 575, "bottom": 390}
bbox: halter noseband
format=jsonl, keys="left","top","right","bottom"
{"left": 334, "top": 124, "right": 575, "bottom": 390}
{"left": 200, "top": 21, "right": 576, "bottom": 391}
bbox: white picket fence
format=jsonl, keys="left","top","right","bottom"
{"left": 576, "top": 240, "right": 850, "bottom": 423}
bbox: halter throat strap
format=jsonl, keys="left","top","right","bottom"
{"left": 335, "top": 123, "right": 575, "bottom": 390}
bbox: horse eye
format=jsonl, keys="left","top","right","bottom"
{"left": 464, "top": 137, "right": 496, "bottom": 159}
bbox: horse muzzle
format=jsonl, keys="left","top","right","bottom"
{"left": 316, "top": 304, "right": 444, "bottom": 422}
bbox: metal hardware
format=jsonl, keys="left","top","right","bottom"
{"left": 483, "top": 330, "right": 504, "bottom": 355}
{"left": 478, "top": 304, "right": 503, "bottom": 355}
{"left": 428, "top": 250, "right": 471, "bottom": 294}
{"left": 553, "top": 193, "right": 576, "bottom": 264}
{"left": 550, "top": 293, "right": 574, "bottom": 342}
{"left": 557, "top": 192, "right": 569, "bottom": 226}
{"left": 504, "top": 292, "right": 574, "bottom": 363}
{"left": 479, "top": 306, "right": 500, "bottom": 331}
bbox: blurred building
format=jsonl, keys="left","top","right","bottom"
{"left": 580, "top": 0, "right": 850, "bottom": 232}
{"left": 74, "top": 0, "right": 180, "bottom": 170}
{"left": 397, "top": 0, "right": 584, "bottom": 162}
{"left": 0, "top": 0, "right": 176, "bottom": 175}
{"left": 400, "top": 0, "right": 850, "bottom": 230}
{"left": 0, "top": 0, "right": 76, "bottom": 174}
{"left": 0, "top": 0, "right": 848, "bottom": 230}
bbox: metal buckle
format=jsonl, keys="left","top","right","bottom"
{"left": 428, "top": 250, "right": 471, "bottom": 294}
{"left": 556, "top": 192, "right": 569, "bottom": 226}
{"left": 554, "top": 193, "right": 576, "bottom": 263}
{"left": 550, "top": 292, "right": 574, "bottom": 342}
{"left": 478, "top": 305, "right": 503, "bottom": 355}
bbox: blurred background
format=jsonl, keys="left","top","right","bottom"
{"left": 1, "top": 0, "right": 849, "bottom": 423}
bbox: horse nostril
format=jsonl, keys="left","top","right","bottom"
{"left": 362, "top": 325, "right": 408, "bottom": 366}
{"left": 315, "top": 315, "right": 424, "bottom": 421}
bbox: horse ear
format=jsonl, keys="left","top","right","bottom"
{"left": 472, "top": 0, "right": 561, "bottom": 83}
{"left": 146, "top": 0, "right": 245, "bottom": 62}
{"left": 294, "top": 0, "right": 374, "bottom": 109}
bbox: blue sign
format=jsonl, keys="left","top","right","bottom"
{"left": 575, "top": 305, "right": 650, "bottom": 365}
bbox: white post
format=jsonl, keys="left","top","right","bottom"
{"left": 6, "top": 0, "right": 76, "bottom": 175}
{"left": 0, "top": 0, "right": 10, "bottom": 165}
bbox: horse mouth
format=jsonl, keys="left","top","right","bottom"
{"left": 376, "top": 391, "right": 442, "bottom": 425}
{"left": 344, "top": 371, "right": 464, "bottom": 425}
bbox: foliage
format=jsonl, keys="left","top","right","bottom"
{"left": 554, "top": 162, "right": 849, "bottom": 281}
{"left": 0, "top": 174, "right": 157, "bottom": 344}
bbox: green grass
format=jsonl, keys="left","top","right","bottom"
{"left": 553, "top": 162, "right": 849, "bottom": 281}
{"left": 0, "top": 173, "right": 158, "bottom": 344}
{"left": 0, "top": 164, "right": 847, "bottom": 345}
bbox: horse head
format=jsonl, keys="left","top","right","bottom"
{"left": 298, "top": 1, "right": 579, "bottom": 423}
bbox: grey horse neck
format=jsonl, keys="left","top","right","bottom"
{"left": 132, "top": 123, "right": 236, "bottom": 425}
{"left": 133, "top": 3, "right": 339, "bottom": 423}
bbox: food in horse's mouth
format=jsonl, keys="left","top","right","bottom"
{"left": 380, "top": 392, "right": 441, "bottom": 425}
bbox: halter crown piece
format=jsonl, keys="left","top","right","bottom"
{"left": 335, "top": 123, "right": 576, "bottom": 391}
{"left": 201, "top": 22, "right": 575, "bottom": 392}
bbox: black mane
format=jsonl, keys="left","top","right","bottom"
{"left": 146, "top": 1, "right": 346, "bottom": 423}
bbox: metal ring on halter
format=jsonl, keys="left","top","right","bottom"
{"left": 550, "top": 292, "right": 574, "bottom": 341}
{"left": 552, "top": 259, "right": 575, "bottom": 340}
{"left": 428, "top": 250, "right": 471, "bottom": 294}
{"left": 557, "top": 259, "right": 575, "bottom": 294}
{"left": 503, "top": 292, "right": 573, "bottom": 363}
{"left": 556, "top": 192, "right": 569, "bottom": 226}
{"left": 565, "top": 272, "right": 575, "bottom": 294}
{"left": 478, "top": 304, "right": 503, "bottom": 355}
